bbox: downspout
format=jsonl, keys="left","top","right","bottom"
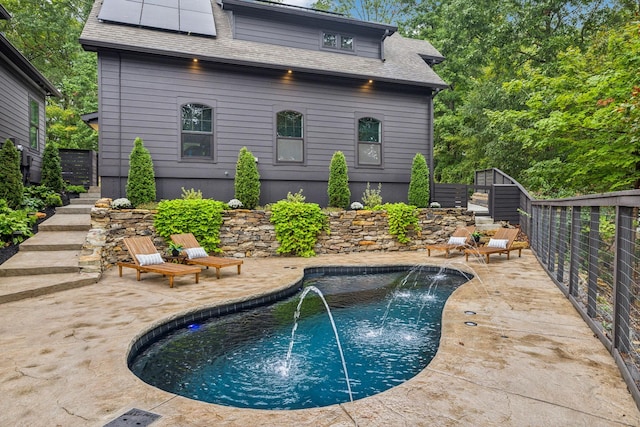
{"left": 380, "top": 29, "right": 390, "bottom": 62}
{"left": 118, "top": 52, "right": 123, "bottom": 198}
{"left": 429, "top": 87, "right": 443, "bottom": 201}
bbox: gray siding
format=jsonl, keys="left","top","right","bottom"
{"left": 98, "top": 53, "right": 432, "bottom": 205}
{"left": 0, "top": 58, "right": 45, "bottom": 183}
{"left": 233, "top": 14, "right": 381, "bottom": 59}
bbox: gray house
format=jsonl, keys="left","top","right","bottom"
{"left": 0, "top": 4, "right": 60, "bottom": 184}
{"left": 80, "top": 0, "right": 447, "bottom": 205}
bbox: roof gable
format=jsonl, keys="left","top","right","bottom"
{"left": 80, "top": 0, "right": 447, "bottom": 89}
{"left": 0, "top": 5, "right": 60, "bottom": 97}
{"left": 221, "top": 0, "right": 396, "bottom": 36}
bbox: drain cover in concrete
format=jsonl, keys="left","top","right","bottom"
{"left": 103, "top": 408, "right": 161, "bottom": 427}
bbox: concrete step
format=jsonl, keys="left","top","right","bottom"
{"left": 70, "top": 197, "right": 98, "bottom": 206}
{"left": 475, "top": 216, "right": 495, "bottom": 225}
{"left": 19, "top": 231, "right": 88, "bottom": 251}
{"left": 0, "top": 272, "right": 99, "bottom": 304}
{"left": 38, "top": 214, "right": 90, "bottom": 232}
{"left": 0, "top": 250, "right": 80, "bottom": 277}
{"left": 56, "top": 204, "right": 93, "bottom": 214}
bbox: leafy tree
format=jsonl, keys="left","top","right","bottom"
{"left": 327, "top": 151, "right": 350, "bottom": 208}
{"left": 0, "top": 140, "right": 24, "bottom": 209}
{"left": 486, "top": 20, "right": 640, "bottom": 194}
{"left": 0, "top": 0, "right": 98, "bottom": 150}
{"left": 408, "top": 153, "right": 430, "bottom": 207}
{"left": 402, "top": 0, "right": 634, "bottom": 193}
{"left": 126, "top": 138, "right": 156, "bottom": 207}
{"left": 234, "top": 147, "right": 261, "bottom": 209}
{"left": 40, "top": 141, "right": 64, "bottom": 193}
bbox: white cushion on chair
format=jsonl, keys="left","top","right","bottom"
{"left": 447, "top": 236, "right": 467, "bottom": 245}
{"left": 185, "top": 247, "right": 208, "bottom": 259}
{"left": 136, "top": 253, "right": 164, "bottom": 266}
{"left": 487, "top": 238, "right": 509, "bottom": 249}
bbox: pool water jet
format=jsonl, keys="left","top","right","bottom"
{"left": 128, "top": 266, "right": 471, "bottom": 410}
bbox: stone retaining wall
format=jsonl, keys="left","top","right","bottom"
{"left": 79, "top": 205, "right": 474, "bottom": 273}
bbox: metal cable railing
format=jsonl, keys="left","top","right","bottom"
{"left": 525, "top": 191, "right": 640, "bottom": 408}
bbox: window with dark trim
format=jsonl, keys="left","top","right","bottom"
{"left": 29, "top": 99, "right": 39, "bottom": 149}
{"left": 357, "top": 117, "right": 381, "bottom": 166}
{"left": 322, "top": 31, "right": 354, "bottom": 51}
{"left": 181, "top": 103, "right": 213, "bottom": 159}
{"left": 276, "top": 110, "right": 304, "bottom": 162}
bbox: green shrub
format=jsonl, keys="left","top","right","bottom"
{"left": 361, "top": 182, "right": 382, "bottom": 209}
{"left": 153, "top": 199, "right": 227, "bottom": 253}
{"left": 408, "top": 153, "right": 430, "bottom": 208}
{"left": 286, "top": 189, "right": 306, "bottom": 203}
{"left": 65, "top": 185, "right": 87, "bottom": 194}
{"left": 0, "top": 139, "right": 24, "bottom": 209}
{"left": 45, "top": 193, "right": 63, "bottom": 207}
{"left": 126, "top": 137, "right": 156, "bottom": 207}
{"left": 41, "top": 141, "right": 64, "bottom": 193}
{"left": 22, "top": 185, "right": 62, "bottom": 210}
{"left": 382, "top": 202, "right": 418, "bottom": 244}
{"left": 270, "top": 199, "right": 328, "bottom": 257}
{"left": 181, "top": 187, "right": 203, "bottom": 200}
{"left": 0, "top": 200, "right": 36, "bottom": 245}
{"left": 234, "top": 147, "right": 261, "bottom": 209}
{"left": 327, "top": 151, "right": 350, "bottom": 209}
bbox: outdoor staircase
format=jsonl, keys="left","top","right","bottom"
{"left": 0, "top": 187, "right": 102, "bottom": 304}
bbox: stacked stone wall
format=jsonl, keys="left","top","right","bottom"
{"left": 80, "top": 203, "right": 474, "bottom": 273}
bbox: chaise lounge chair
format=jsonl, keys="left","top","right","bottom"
{"left": 117, "top": 236, "right": 201, "bottom": 288}
{"left": 464, "top": 227, "right": 521, "bottom": 264}
{"left": 426, "top": 226, "right": 476, "bottom": 258}
{"left": 170, "top": 233, "right": 243, "bottom": 279}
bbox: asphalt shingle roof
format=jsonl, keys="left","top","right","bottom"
{"left": 80, "top": 0, "right": 447, "bottom": 89}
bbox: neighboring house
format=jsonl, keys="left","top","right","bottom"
{"left": 80, "top": 0, "right": 447, "bottom": 205}
{"left": 0, "top": 3, "right": 60, "bottom": 184}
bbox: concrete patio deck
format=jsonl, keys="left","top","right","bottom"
{"left": 1, "top": 250, "right": 639, "bottom": 426}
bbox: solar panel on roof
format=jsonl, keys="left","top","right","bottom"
{"left": 98, "top": 0, "right": 216, "bottom": 37}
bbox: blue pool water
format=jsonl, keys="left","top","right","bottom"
{"left": 129, "top": 267, "right": 470, "bottom": 409}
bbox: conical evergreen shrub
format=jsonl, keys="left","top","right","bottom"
{"left": 408, "top": 152, "right": 430, "bottom": 207}
{"left": 41, "top": 141, "right": 64, "bottom": 193}
{"left": 0, "top": 139, "right": 24, "bottom": 209}
{"left": 126, "top": 137, "right": 156, "bottom": 207}
{"left": 328, "top": 151, "right": 350, "bottom": 209}
{"left": 234, "top": 147, "right": 260, "bottom": 209}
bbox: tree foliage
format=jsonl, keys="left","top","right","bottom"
{"left": 0, "top": 140, "right": 24, "bottom": 209}
{"left": 327, "top": 151, "right": 351, "bottom": 208}
{"left": 234, "top": 147, "right": 261, "bottom": 209}
{"left": 0, "top": 0, "right": 98, "bottom": 150}
{"left": 401, "top": 0, "right": 640, "bottom": 195}
{"left": 408, "top": 153, "right": 430, "bottom": 207}
{"left": 126, "top": 138, "right": 156, "bottom": 207}
{"left": 41, "top": 141, "right": 64, "bottom": 193}
{"left": 312, "top": 0, "right": 415, "bottom": 23}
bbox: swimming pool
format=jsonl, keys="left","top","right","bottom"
{"left": 129, "top": 265, "right": 471, "bottom": 409}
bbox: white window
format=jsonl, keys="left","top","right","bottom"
{"left": 322, "top": 32, "right": 354, "bottom": 51}
{"left": 276, "top": 110, "right": 304, "bottom": 162}
{"left": 357, "top": 117, "right": 381, "bottom": 166}
{"left": 181, "top": 103, "right": 213, "bottom": 159}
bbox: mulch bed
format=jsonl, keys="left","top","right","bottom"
{"left": 0, "top": 207, "right": 56, "bottom": 266}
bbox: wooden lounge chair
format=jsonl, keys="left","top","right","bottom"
{"left": 170, "top": 233, "right": 243, "bottom": 279}
{"left": 464, "top": 227, "right": 521, "bottom": 264}
{"left": 117, "top": 236, "right": 201, "bottom": 288}
{"left": 426, "top": 226, "right": 476, "bottom": 258}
